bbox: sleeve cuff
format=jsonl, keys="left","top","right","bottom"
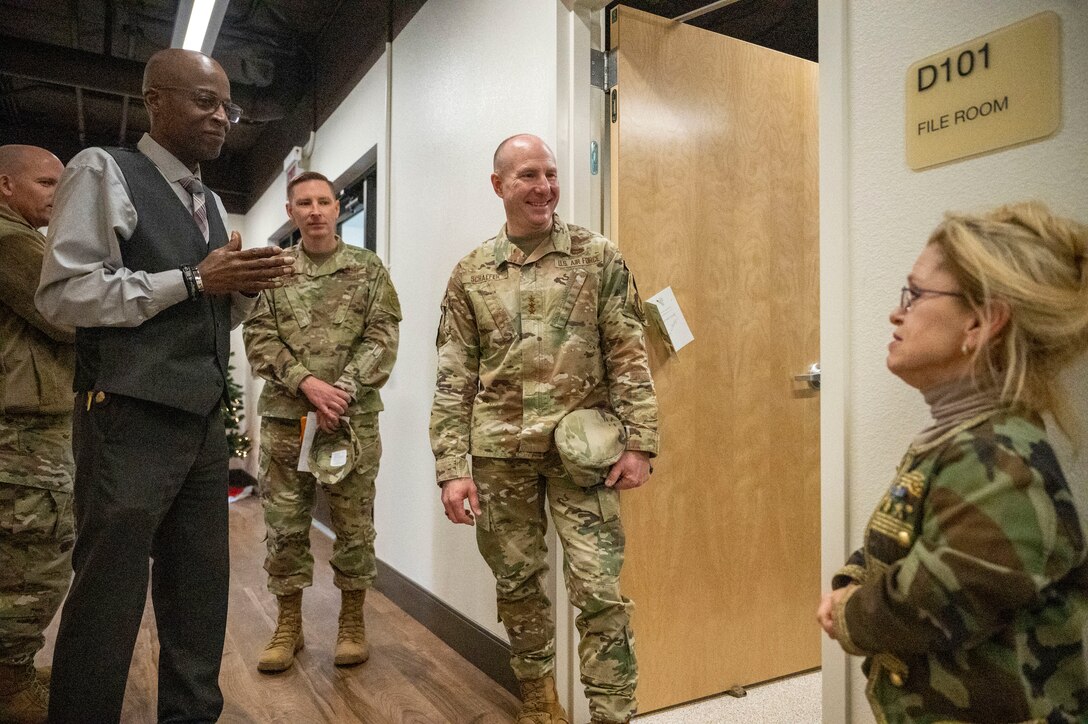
{"left": 284, "top": 367, "right": 312, "bottom": 395}
{"left": 160, "top": 270, "right": 190, "bottom": 309}
{"left": 436, "top": 456, "right": 470, "bottom": 485}
{"left": 832, "top": 563, "right": 867, "bottom": 590}
{"left": 229, "top": 291, "right": 260, "bottom": 328}
{"left": 833, "top": 585, "right": 868, "bottom": 656}
{"left": 334, "top": 375, "right": 358, "bottom": 400}
{"left": 624, "top": 428, "right": 659, "bottom": 457}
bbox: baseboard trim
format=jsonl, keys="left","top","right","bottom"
{"left": 374, "top": 559, "right": 518, "bottom": 697}
{"left": 306, "top": 512, "right": 517, "bottom": 696}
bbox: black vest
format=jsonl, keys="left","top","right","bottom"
{"left": 74, "top": 148, "right": 231, "bottom": 416}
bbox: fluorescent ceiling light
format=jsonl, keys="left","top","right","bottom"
{"left": 171, "top": 0, "right": 228, "bottom": 55}
{"left": 182, "top": 0, "right": 216, "bottom": 51}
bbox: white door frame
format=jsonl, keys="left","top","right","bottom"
{"left": 818, "top": 0, "right": 851, "bottom": 721}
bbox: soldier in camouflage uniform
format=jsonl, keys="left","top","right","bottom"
{"left": 0, "top": 145, "right": 73, "bottom": 723}
{"left": 243, "top": 171, "right": 400, "bottom": 673}
{"left": 430, "top": 134, "right": 658, "bottom": 724}
{"left": 819, "top": 202, "right": 1088, "bottom": 723}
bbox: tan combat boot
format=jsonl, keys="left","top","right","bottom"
{"left": 0, "top": 663, "right": 49, "bottom": 724}
{"left": 516, "top": 675, "right": 569, "bottom": 724}
{"left": 257, "top": 591, "right": 304, "bottom": 672}
{"left": 334, "top": 589, "right": 370, "bottom": 666}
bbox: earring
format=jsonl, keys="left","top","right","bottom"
{"left": 961, "top": 342, "right": 970, "bottom": 355}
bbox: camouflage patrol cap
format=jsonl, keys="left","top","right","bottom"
{"left": 308, "top": 420, "right": 359, "bottom": 486}
{"left": 554, "top": 409, "right": 626, "bottom": 488}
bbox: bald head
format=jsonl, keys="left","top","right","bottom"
{"left": 0, "top": 144, "right": 64, "bottom": 228}
{"left": 0, "top": 145, "right": 57, "bottom": 176}
{"left": 490, "top": 134, "right": 560, "bottom": 237}
{"left": 142, "top": 49, "right": 232, "bottom": 169}
{"left": 493, "top": 134, "right": 555, "bottom": 174}
{"left": 143, "top": 48, "right": 225, "bottom": 94}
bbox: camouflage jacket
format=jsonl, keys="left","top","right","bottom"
{"left": 430, "top": 215, "right": 658, "bottom": 482}
{"left": 243, "top": 239, "right": 401, "bottom": 419}
{"left": 832, "top": 409, "right": 1088, "bottom": 723}
{"left": 0, "top": 202, "right": 75, "bottom": 415}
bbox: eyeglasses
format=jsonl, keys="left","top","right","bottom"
{"left": 899, "top": 285, "right": 966, "bottom": 311}
{"left": 150, "top": 86, "right": 243, "bottom": 124}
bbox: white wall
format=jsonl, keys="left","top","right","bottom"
{"left": 236, "top": 54, "right": 389, "bottom": 473}
{"left": 224, "top": 212, "right": 254, "bottom": 473}
{"left": 244, "top": 52, "right": 389, "bottom": 250}
{"left": 240, "top": 0, "right": 561, "bottom": 641}
{"left": 823, "top": 2, "right": 1087, "bottom": 721}
{"left": 383, "top": 0, "right": 558, "bottom": 636}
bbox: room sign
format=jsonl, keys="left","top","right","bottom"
{"left": 905, "top": 11, "right": 1061, "bottom": 170}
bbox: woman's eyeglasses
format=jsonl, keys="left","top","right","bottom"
{"left": 899, "top": 285, "right": 966, "bottom": 311}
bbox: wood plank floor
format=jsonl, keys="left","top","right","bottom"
{"left": 38, "top": 496, "right": 519, "bottom": 723}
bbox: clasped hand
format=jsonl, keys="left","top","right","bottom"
{"left": 299, "top": 376, "right": 352, "bottom": 432}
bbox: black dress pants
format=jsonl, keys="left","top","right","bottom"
{"left": 49, "top": 393, "right": 229, "bottom": 724}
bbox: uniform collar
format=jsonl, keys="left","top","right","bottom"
{"left": 494, "top": 214, "right": 571, "bottom": 268}
{"left": 295, "top": 236, "right": 352, "bottom": 277}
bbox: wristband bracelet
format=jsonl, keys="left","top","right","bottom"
{"left": 180, "top": 266, "right": 194, "bottom": 299}
{"left": 192, "top": 266, "right": 204, "bottom": 295}
{"left": 180, "top": 266, "right": 202, "bottom": 300}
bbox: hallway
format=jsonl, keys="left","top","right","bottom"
{"left": 38, "top": 496, "right": 519, "bottom": 723}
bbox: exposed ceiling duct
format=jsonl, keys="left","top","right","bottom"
{"left": 1, "top": 1, "right": 813, "bottom": 213}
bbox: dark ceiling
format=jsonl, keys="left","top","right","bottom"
{"left": 0, "top": 0, "right": 427, "bottom": 213}
{"left": 615, "top": 0, "right": 817, "bottom": 63}
{"left": 1, "top": 1, "right": 814, "bottom": 214}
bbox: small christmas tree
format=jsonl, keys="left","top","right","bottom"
{"left": 225, "top": 353, "right": 250, "bottom": 460}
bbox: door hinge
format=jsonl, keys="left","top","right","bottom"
{"left": 590, "top": 48, "right": 617, "bottom": 92}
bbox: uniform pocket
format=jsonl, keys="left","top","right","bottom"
{"left": 50, "top": 489, "right": 74, "bottom": 546}
{"left": 480, "top": 292, "right": 515, "bottom": 342}
{"left": 334, "top": 282, "right": 368, "bottom": 325}
{"left": 0, "top": 484, "right": 15, "bottom": 536}
{"left": 436, "top": 301, "right": 450, "bottom": 349}
{"left": 551, "top": 269, "right": 589, "bottom": 329}
{"left": 350, "top": 418, "right": 382, "bottom": 475}
{"left": 474, "top": 489, "right": 494, "bottom": 532}
{"left": 596, "top": 486, "right": 621, "bottom": 523}
{"left": 10, "top": 487, "right": 57, "bottom": 538}
{"left": 469, "top": 458, "right": 496, "bottom": 533}
{"left": 624, "top": 264, "right": 646, "bottom": 323}
{"left": 260, "top": 417, "right": 303, "bottom": 468}
{"left": 283, "top": 286, "right": 312, "bottom": 328}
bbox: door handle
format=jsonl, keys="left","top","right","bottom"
{"left": 793, "top": 362, "right": 820, "bottom": 390}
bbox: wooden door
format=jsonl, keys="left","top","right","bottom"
{"left": 609, "top": 6, "right": 820, "bottom": 712}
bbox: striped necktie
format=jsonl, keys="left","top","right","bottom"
{"left": 179, "top": 175, "right": 209, "bottom": 243}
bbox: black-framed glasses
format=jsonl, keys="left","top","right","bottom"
{"left": 150, "top": 86, "right": 243, "bottom": 124}
{"left": 899, "top": 285, "right": 966, "bottom": 311}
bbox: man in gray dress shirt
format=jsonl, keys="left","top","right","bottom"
{"left": 36, "top": 48, "right": 294, "bottom": 723}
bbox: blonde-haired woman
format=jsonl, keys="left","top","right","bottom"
{"left": 818, "top": 201, "right": 1088, "bottom": 723}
